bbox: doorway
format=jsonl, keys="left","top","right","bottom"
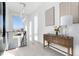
{"left": 28, "top": 15, "right": 38, "bottom": 43}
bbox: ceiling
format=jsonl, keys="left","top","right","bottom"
{"left": 7, "top": 2, "right": 42, "bottom": 15}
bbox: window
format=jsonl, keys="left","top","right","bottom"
{"left": 29, "top": 21, "right": 32, "bottom": 41}
{"left": 34, "top": 16, "right": 38, "bottom": 41}
{"left": 0, "top": 15, "right": 3, "bottom": 33}
{"left": 13, "top": 16, "right": 24, "bottom": 31}
{"left": 28, "top": 16, "right": 38, "bottom": 42}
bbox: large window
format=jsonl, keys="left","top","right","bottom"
{"left": 29, "top": 16, "right": 38, "bottom": 42}
{"left": 0, "top": 2, "right": 6, "bottom": 51}
{"left": 13, "top": 16, "right": 24, "bottom": 31}
{"left": 29, "top": 21, "right": 32, "bottom": 41}
{"left": 0, "top": 15, "right": 3, "bottom": 33}
{"left": 34, "top": 16, "right": 38, "bottom": 41}
{"left": 0, "top": 3, "right": 3, "bottom": 39}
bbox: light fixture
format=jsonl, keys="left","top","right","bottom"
{"left": 60, "top": 15, "right": 73, "bottom": 35}
{"left": 20, "top": 3, "right": 26, "bottom": 19}
{"left": 19, "top": 3, "right": 26, "bottom": 30}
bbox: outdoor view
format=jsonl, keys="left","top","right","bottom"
{"left": 13, "top": 16, "right": 24, "bottom": 36}
{"left": 0, "top": 16, "right": 3, "bottom": 45}
{"left": 13, "top": 16, "right": 24, "bottom": 32}
{"left": 0, "top": 15, "right": 3, "bottom": 36}
{"left": 0, "top": 2, "right": 3, "bottom": 42}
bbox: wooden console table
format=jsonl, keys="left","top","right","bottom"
{"left": 43, "top": 34, "right": 73, "bottom": 56}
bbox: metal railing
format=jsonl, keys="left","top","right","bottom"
{"left": 6, "top": 31, "right": 27, "bottom": 47}
{"left": 20, "top": 31, "right": 27, "bottom": 47}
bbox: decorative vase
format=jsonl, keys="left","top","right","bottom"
{"left": 56, "top": 31, "right": 58, "bottom": 36}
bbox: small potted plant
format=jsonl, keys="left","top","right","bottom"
{"left": 54, "top": 26, "right": 61, "bottom": 36}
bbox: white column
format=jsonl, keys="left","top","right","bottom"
{"left": 23, "top": 16, "right": 29, "bottom": 44}
{"left": 6, "top": 3, "right": 13, "bottom": 50}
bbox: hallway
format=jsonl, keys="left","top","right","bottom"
{"left": 2, "top": 42, "right": 64, "bottom": 56}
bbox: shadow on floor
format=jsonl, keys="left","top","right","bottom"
{"left": 0, "top": 51, "right": 4, "bottom": 56}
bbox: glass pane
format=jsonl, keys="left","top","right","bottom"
{"left": 13, "top": 16, "right": 24, "bottom": 31}
{"left": 34, "top": 16, "right": 38, "bottom": 41}
{"left": 0, "top": 2, "right": 3, "bottom": 37}
{"left": 0, "top": 2, "right": 5, "bottom": 51}
{"left": 34, "top": 16, "right": 38, "bottom": 34}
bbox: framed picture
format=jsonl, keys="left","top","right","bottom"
{"left": 60, "top": 2, "right": 79, "bottom": 24}
{"left": 45, "top": 7, "right": 55, "bottom": 26}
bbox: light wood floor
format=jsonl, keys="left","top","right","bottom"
{"left": 1, "top": 42, "right": 65, "bottom": 56}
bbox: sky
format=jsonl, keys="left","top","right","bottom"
{"left": 0, "top": 15, "right": 3, "bottom": 33}
{"left": 13, "top": 16, "right": 24, "bottom": 30}
{"left": 0, "top": 15, "right": 3, "bottom": 30}
{"left": 0, "top": 16, "right": 24, "bottom": 31}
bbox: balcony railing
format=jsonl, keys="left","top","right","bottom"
{"left": 6, "top": 31, "right": 27, "bottom": 48}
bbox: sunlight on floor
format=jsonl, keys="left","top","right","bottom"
{"left": 1, "top": 51, "right": 15, "bottom": 56}
{"left": 1, "top": 48, "right": 19, "bottom": 56}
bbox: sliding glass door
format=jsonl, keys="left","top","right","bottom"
{"left": 0, "top": 2, "right": 6, "bottom": 51}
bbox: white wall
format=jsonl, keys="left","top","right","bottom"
{"left": 29, "top": 2, "right": 79, "bottom": 56}
{"left": 68, "top": 24, "right": 79, "bottom": 56}
{"left": 29, "top": 2, "right": 60, "bottom": 43}
{"left": 6, "top": 2, "right": 79, "bottom": 55}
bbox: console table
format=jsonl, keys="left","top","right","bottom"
{"left": 43, "top": 34, "right": 73, "bottom": 56}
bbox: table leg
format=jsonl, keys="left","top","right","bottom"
{"left": 71, "top": 46, "right": 73, "bottom": 56}
{"left": 68, "top": 48, "right": 70, "bottom": 56}
{"left": 43, "top": 39, "right": 45, "bottom": 47}
{"left": 48, "top": 42, "right": 49, "bottom": 47}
